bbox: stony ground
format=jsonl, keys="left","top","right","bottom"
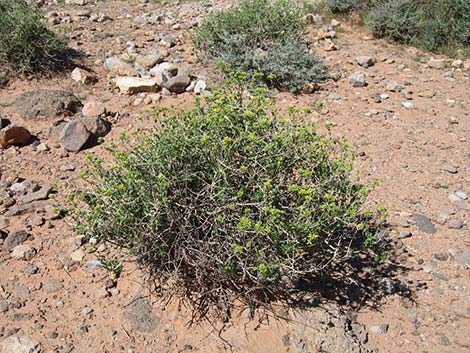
{"left": 0, "top": 0, "right": 469, "bottom": 352}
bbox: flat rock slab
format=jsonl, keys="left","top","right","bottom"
{"left": 14, "top": 90, "right": 82, "bottom": 120}
{"left": 413, "top": 213, "right": 436, "bottom": 234}
{"left": 123, "top": 297, "right": 159, "bottom": 333}
{"left": 0, "top": 336, "right": 41, "bottom": 353}
{"left": 114, "top": 77, "right": 158, "bottom": 94}
{"left": 19, "top": 185, "right": 51, "bottom": 203}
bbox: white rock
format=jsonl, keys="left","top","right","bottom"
{"left": 402, "top": 101, "right": 414, "bottom": 109}
{"left": 113, "top": 77, "right": 158, "bottom": 94}
{"left": 0, "top": 336, "right": 41, "bottom": 353}
{"left": 11, "top": 245, "right": 36, "bottom": 260}
{"left": 70, "top": 249, "right": 86, "bottom": 262}
{"left": 194, "top": 80, "right": 207, "bottom": 95}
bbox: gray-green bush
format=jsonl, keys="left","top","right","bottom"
{"left": 321, "top": 0, "right": 470, "bottom": 55}
{"left": 73, "top": 75, "right": 385, "bottom": 317}
{"left": 0, "top": 0, "right": 69, "bottom": 81}
{"left": 194, "top": 0, "right": 327, "bottom": 92}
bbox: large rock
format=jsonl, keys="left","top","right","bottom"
{"left": 135, "top": 51, "right": 168, "bottom": 70}
{"left": 0, "top": 126, "right": 32, "bottom": 148}
{"left": 4, "top": 230, "right": 31, "bottom": 251}
{"left": 113, "top": 77, "right": 158, "bottom": 94}
{"left": 60, "top": 120, "right": 91, "bottom": 152}
{"left": 104, "top": 57, "right": 139, "bottom": 77}
{"left": 14, "top": 90, "right": 82, "bottom": 120}
{"left": 0, "top": 336, "right": 41, "bottom": 353}
{"left": 82, "top": 101, "right": 106, "bottom": 117}
{"left": 80, "top": 116, "right": 111, "bottom": 137}
{"left": 48, "top": 119, "right": 68, "bottom": 143}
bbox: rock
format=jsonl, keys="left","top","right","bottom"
{"left": 43, "top": 278, "right": 63, "bottom": 293}
{"left": 442, "top": 164, "right": 457, "bottom": 174}
{"left": 82, "top": 306, "right": 93, "bottom": 316}
{"left": 70, "top": 249, "right": 85, "bottom": 262}
{"left": 71, "top": 68, "right": 98, "bottom": 85}
{"left": 398, "top": 230, "right": 412, "bottom": 239}
{"left": 14, "top": 90, "right": 82, "bottom": 120}
{"left": 4, "top": 231, "right": 31, "bottom": 251}
{"left": 428, "top": 58, "right": 446, "bottom": 69}
{"left": 85, "top": 260, "right": 103, "bottom": 270}
{"left": 0, "top": 300, "right": 8, "bottom": 313}
{"left": 36, "top": 143, "right": 49, "bottom": 152}
{"left": 386, "top": 81, "right": 402, "bottom": 92}
{"left": 194, "top": 80, "right": 207, "bottom": 95}
{"left": 369, "top": 324, "right": 389, "bottom": 335}
{"left": 323, "top": 39, "right": 337, "bottom": 51}
{"left": 82, "top": 101, "right": 106, "bottom": 117}
{"left": 0, "top": 126, "right": 32, "bottom": 148}
{"left": 104, "top": 57, "right": 139, "bottom": 77}
{"left": 11, "top": 244, "right": 36, "bottom": 260}
{"left": 448, "top": 219, "right": 463, "bottom": 230}
{"left": 123, "top": 297, "right": 159, "bottom": 333}
{"left": 355, "top": 56, "right": 375, "bottom": 68}
{"left": 451, "top": 59, "right": 463, "bottom": 68}
{"left": 48, "top": 119, "right": 68, "bottom": 143}
{"left": 3, "top": 200, "right": 53, "bottom": 217}
{"left": 412, "top": 213, "right": 436, "bottom": 234}
{"left": 135, "top": 51, "right": 167, "bottom": 70}
{"left": 455, "top": 191, "right": 467, "bottom": 200}
{"left": 348, "top": 72, "right": 367, "bottom": 87}
{"left": 19, "top": 185, "right": 51, "bottom": 203}
{"left": 60, "top": 120, "right": 91, "bottom": 152}
{"left": 288, "top": 305, "right": 369, "bottom": 353}
{"left": 0, "top": 335, "right": 41, "bottom": 353}
{"left": 0, "top": 216, "right": 9, "bottom": 230}
{"left": 163, "top": 75, "right": 190, "bottom": 94}
{"left": 114, "top": 77, "right": 158, "bottom": 94}
{"left": 402, "top": 101, "right": 414, "bottom": 109}
{"left": 0, "top": 117, "right": 11, "bottom": 129}
{"left": 464, "top": 59, "right": 470, "bottom": 71}
{"left": 458, "top": 251, "right": 470, "bottom": 266}
{"left": 149, "top": 62, "right": 178, "bottom": 84}
{"left": 22, "top": 264, "right": 39, "bottom": 275}
{"left": 79, "top": 116, "right": 111, "bottom": 138}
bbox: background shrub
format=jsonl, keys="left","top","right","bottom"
{"left": 194, "top": 0, "right": 327, "bottom": 92}
{"left": 74, "top": 76, "right": 384, "bottom": 316}
{"left": 320, "top": 0, "right": 470, "bottom": 55}
{"left": 0, "top": 0, "right": 69, "bottom": 80}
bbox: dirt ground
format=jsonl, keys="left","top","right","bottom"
{"left": 0, "top": 1, "right": 468, "bottom": 352}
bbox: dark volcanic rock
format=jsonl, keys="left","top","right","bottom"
{"left": 14, "top": 90, "right": 82, "bottom": 120}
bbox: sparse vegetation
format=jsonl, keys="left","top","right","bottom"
{"left": 0, "top": 0, "right": 69, "bottom": 82}
{"left": 194, "top": 0, "right": 327, "bottom": 92}
{"left": 74, "top": 75, "right": 385, "bottom": 318}
{"left": 318, "top": 0, "right": 470, "bottom": 55}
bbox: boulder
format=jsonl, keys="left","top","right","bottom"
{"left": 0, "top": 126, "right": 32, "bottom": 148}
{"left": 135, "top": 51, "right": 168, "bottom": 70}
{"left": 60, "top": 120, "right": 91, "bottom": 152}
{"left": 14, "top": 90, "right": 82, "bottom": 120}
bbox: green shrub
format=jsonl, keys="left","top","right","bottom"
{"left": 0, "top": 0, "right": 68, "bottom": 79}
{"left": 74, "top": 75, "right": 384, "bottom": 315}
{"left": 194, "top": 0, "right": 327, "bottom": 92}
{"left": 365, "top": 0, "right": 422, "bottom": 44}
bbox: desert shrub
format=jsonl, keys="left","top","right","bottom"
{"left": 0, "top": 0, "right": 68, "bottom": 79}
{"left": 365, "top": 0, "right": 422, "bottom": 44}
{"left": 74, "top": 75, "right": 384, "bottom": 316}
{"left": 194, "top": 0, "right": 327, "bottom": 92}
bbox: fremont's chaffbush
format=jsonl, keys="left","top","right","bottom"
{"left": 74, "top": 74, "right": 384, "bottom": 315}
